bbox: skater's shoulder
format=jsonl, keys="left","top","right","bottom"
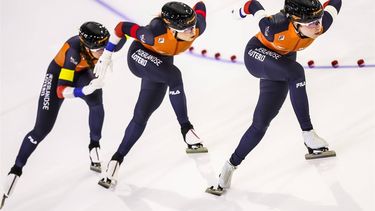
{"left": 60, "top": 36, "right": 82, "bottom": 56}
{"left": 148, "top": 17, "right": 168, "bottom": 36}
{"left": 266, "top": 12, "right": 289, "bottom": 27}
{"left": 258, "top": 12, "right": 289, "bottom": 38}
{"left": 65, "top": 36, "right": 81, "bottom": 49}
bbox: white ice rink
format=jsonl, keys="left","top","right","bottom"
{"left": 1, "top": 0, "right": 374, "bottom": 210}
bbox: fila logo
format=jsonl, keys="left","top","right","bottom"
{"left": 276, "top": 45, "right": 286, "bottom": 50}
{"left": 140, "top": 34, "right": 147, "bottom": 43}
{"left": 169, "top": 90, "right": 181, "bottom": 95}
{"left": 296, "top": 81, "right": 306, "bottom": 88}
{"left": 70, "top": 56, "right": 78, "bottom": 65}
{"left": 158, "top": 38, "right": 165, "bottom": 43}
{"left": 28, "top": 136, "right": 37, "bottom": 145}
{"left": 264, "top": 26, "right": 270, "bottom": 37}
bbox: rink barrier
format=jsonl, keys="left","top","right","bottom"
{"left": 188, "top": 48, "right": 375, "bottom": 69}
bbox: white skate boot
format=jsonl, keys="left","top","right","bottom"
{"left": 1, "top": 167, "right": 22, "bottom": 209}
{"left": 303, "top": 130, "right": 336, "bottom": 160}
{"left": 206, "top": 160, "right": 237, "bottom": 196}
{"left": 89, "top": 147, "right": 102, "bottom": 173}
{"left": 98, "top": 160, "right": 120, "bottom": 189}
{"left": 183, "top": 126, "right": 208, "bottom": 153}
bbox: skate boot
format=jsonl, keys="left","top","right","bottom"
{"left": 303, "top": 130, "right": 336, "bottom": 160}
{"left": 181, "top": 123, "right": 208, "bottom": 154}
{"left": 206, "top": 160, "right": 237, "bottom": 196}
{"left": 89, "top": 146, "right": 102, "bottom": 173}
{"left": 1, "top": 166, "right": 22, "bottom": 209}
{"left": 98, "top": 160, "right": 120, "bottom": 189}
{"left": 89, "top": 142, "right": 102, "bottom": 173}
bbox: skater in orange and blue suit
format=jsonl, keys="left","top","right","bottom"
{"left": 1, "top": 22, "right": 124, "bottom": 208}
{"left": 207, "top": 0, "right": 342, "bottom": 196}
{"left": 92, "top": 1, "right": 208, "bottom": 189}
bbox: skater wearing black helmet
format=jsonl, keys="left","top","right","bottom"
{"left": 1, "top": 21, "right": 119, "bottom": 209}
{"left": 94, "top": 1, "right": 207, "bottom": 189}
{"left": 207, "top": 0, "right": 342, "bottom": 196}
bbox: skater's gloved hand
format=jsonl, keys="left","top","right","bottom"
{"left": 231, "top": 7, "right": 247, "bottom": 19}
{"left": 82, "top": 78, "right": 105, "bottom": 95}
{"left": 94, "top": 50, "right": 113, "bottom": 79}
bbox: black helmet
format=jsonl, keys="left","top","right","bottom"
{"left": 79, "top": 21, "right": 109, "bottom": 49}
{"left": 161, "top": 1, "right": 197, "bottom": 30}
{"left": 283, "top": 0, "right": 323, "bottom": 23}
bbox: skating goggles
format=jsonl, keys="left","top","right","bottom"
{"left": 294, "top": 18, "right": 323, "bottom": 27}
{"left": 89, "top": 47, "right": 105, "bottom": 52}
{"left": 170, "top": 25, "right": 196, "bottom": 33}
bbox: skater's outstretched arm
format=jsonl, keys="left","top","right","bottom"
{"left": 104, "top": 21, "right": 156, "bottom": 53}
{"left": 193, "top": 1, "right": 207, "bottom": 35}
{"left": 321, "top": 0, "right": 342, "bottom": 33}
{"left": 231, "top": 0, "right": 266, "bottom": 21}
{"left": 93, "top": 20, "right": 159, "bottom": 78}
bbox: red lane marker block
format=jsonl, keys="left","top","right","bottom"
{"left": 214, "top": 52, "right": 221, "bottom": 60}
{"left": 230, "top": 55, "right": 237, "bottom": 62}
{"left": 357, "top": 59, "right": 365, "bottom": 67}
{"left": 331, "top": 60, "right": 339, "bottom": 68}
{"left": 201, "top": 49, "right": 207, "bottom": 56}
{"left": 307, "top": 60, "right": 315, "bottom": 68}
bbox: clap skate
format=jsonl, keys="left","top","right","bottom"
{"left": 206, "top": 160, "right": 236, "bottom": 196}
{"left": 89, "top": 146, "right": 102, "bottom": 173}
{"left": 206, "top": 185, "right": 224, "bottom": 196}
{"left": 0, "top": 195, "right": 5, "bottom": 210}
{"left": 98, "top": 160, "right": 120, "bottom": 189}
{"left": 1, "top": 166, "right": 22, "bottom": 209}
{"left": 303, "top": 130, "right": 336, "bottom": 160}
{"left": 186, "top": 143, "right": 208, "bottom": 153}
{"left": 181, "top": 123, "right": 208, "bottom": 154}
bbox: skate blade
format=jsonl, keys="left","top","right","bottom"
{"left": 0, "top": 194, "right": 7, "bottom": 210}
{"left": 205, "top": 186, "right": 224, "bottom": 196}
{"left": 98, "top": 179, "right": 111, "bottom": 189}
{"left": 305, "top": 150, "right": 336, "bottom": 160}
{"left": 90, "top": 164, "right": 102, "bottom": 173}
{"left": 186, "top": 147, "right": 208, "bottom": 154}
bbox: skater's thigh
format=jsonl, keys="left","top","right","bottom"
{"left": 33, "top": 63, "right": 64, "bottom": 134}
{"left": 132, "top": 79, "right": 167, "bottom": 123}
{"left": 252, "top": 79, "right": 288, "bottom": 127}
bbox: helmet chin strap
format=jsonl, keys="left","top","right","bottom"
{"left": 171, "top": 29, "right": 196, "bottom": 41}
{"left": 80, "top": 43, "right": 96, "bottom": 70}
{"left": 171, "top": 29, "right": 185, "bottom": 41}
{"left": 173, "top": 30, "right": 178, "bottom": 38}
{"left": 87, "top": 48, "right": 95, "bottom": 58}
{"left": 292, "top": 21, "right": 309, "bottom": 38}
